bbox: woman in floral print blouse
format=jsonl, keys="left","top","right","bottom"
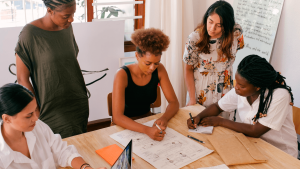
{"left": 183, "top": 0, "right": 244, "bottom": 119}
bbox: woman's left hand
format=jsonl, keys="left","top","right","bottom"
{"left": 153, "top": 117, "right": 168, "bottom": 130}
{"left": 200, "top": 116, "right": 223, "bottom": 127}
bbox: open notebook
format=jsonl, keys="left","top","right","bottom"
{"left": 111, "top": 140, "right": 132, "bottom": 169}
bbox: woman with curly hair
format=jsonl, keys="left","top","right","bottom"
{"left": 183, "top": 0, "right": 244, "bottom": 119}
{"left": 112, "top": 28, "right": 179, "bottom": 141}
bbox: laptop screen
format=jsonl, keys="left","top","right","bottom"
{"left": 111, "top": 140, "right": 132, "bottom": 169}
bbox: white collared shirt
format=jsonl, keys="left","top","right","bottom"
{"left": 0, "top": 120, "right": 81, "bottom": 169}
{"left": 218, "top": 88, "right": 298, "bottom": 158}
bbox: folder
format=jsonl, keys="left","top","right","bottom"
{"left": 207, "top": 133, "right": 267, "bottom": 166}
{"left": 95, "top": 144, "right": 134, "bottom": 166}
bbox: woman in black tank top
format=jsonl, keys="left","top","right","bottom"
{"left": 112, "top": 28, "right": 179, "bottom": 141}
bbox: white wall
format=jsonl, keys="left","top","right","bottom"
{"left": 269, "top": 0, "right": 300, "bottom": 107}
{"left": 0, "top": 21, "right": 125, "bottom": 122}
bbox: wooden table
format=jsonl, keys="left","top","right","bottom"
{"left": 60, "top": 105, "right": 300, "bottom": 169}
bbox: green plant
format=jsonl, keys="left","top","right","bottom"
{"left": 100, "top": 6, "right": 125, "bottom": 18}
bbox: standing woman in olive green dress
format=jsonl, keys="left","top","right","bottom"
{"left": 15, "top": 0, "right": 89, "bottom": 138}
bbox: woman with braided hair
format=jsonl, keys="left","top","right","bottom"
{"left": 112, "top": 28, "right": 179, "bottom": 141}
{"left": 187, "top": 55, "right": 298, "bottom": 157}
{"left": 15, "top": 0, "right": 89, "bottom": 138}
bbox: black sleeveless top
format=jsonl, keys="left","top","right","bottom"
{"left": 122, "top": 66, "right": 159, "bottom": 117}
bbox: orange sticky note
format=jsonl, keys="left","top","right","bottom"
{"left": 95, "top": 144, "right": 134, "bottom": 166}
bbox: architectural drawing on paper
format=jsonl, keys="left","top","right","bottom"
{"left": 110, "top": 120, "right": 213, "bottom": 169}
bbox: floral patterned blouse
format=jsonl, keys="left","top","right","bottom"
{"left": 183, "top": 24, "right": 244, "bottom": 109}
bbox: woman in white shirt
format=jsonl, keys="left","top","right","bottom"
{"left": 0, "top": 83, "right": 106, "bottom": 169}
{"left": 187, "top": 55, "right": 298, "bottom": 158}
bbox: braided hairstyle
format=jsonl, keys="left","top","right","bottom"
{"left": 237, "top": 55, "right": 294, "bottom": 123}
{"left": 43, "top": 0, "right": 75, "bottom": 11}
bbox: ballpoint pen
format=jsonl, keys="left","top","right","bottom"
{"left": 187, "top": 135, "right": 205, "bottom": 143}
{"left": 189, "top": 112, "right": 195, "bottom": 125}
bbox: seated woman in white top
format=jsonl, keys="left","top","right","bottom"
{"left": 187, "top": 55, "right": 298, "bottom": 158}
{"left": 0, "top": 83, "right": 106, "bottom": 169}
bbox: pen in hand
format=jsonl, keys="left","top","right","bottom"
{"left": 189, "top": 112, "right": 194, "bottom": 124}
{"left": 187, "top": 135, "right": 205, "bottom": 143}
{"left": 155, "top": 123, "right": 163, "bottom": 134}
{"left": 189, "top": 112, "right": 196, "bottom": 129}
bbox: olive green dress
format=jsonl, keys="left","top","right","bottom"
{"left": 15, "top": 24, "right": 89, "bottom": 138}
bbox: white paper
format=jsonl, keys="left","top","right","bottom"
{"left": 110, "top": 120, "right": 213, "bottom": 169}
{"left": 197, "top": 164, "right": 229, "bottom": 169}
{"left": 189, "top": 126, "right": 213, "bottom": 134}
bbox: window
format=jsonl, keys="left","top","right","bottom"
{"left": 0, "top": 0, "right": 87, "bottom": 28}
{"left": 0, "top": 0, "right": 145, "bottom": 52}
{"left": 87, "top": 0, "right": 145, "bottom": 52}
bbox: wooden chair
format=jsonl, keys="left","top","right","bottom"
{"left": 292, "top": 106, "right": 300, "bottom": 159}
{"left": 292, "top": 106, "right": 300, "bottom": 135}
{"left": 107, "top": 85, "right": 161, "bottom": 117}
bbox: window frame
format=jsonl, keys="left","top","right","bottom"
{"left": 86, "top": 0, "right": 145, "bottom": 52}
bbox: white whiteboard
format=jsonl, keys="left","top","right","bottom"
{"left": 232, "top": 0, "right": 285, "bottom": 75}
{"left": 0, "top": 21, "right": 125, "bottom": 121}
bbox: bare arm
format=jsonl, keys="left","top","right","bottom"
{"left": 16, "top": 54, "right": 35, "bottom": 94}
{"left": 16, "top": 53, "right": 40, "bottom": 116}
{"left": 187, "top": 103, "right": 271, "bottom": 138}
{"left": 185, "top": 64, "right": 196, "bottom": 106}
{"left": 154, "top": 64, "right": 179, "bottom": 126}
{"left": 112, "top": 69, "right": 165, "bottom": 141}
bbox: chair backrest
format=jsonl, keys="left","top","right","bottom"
{"left": 150, "top": 86, "right": 161, "bottom": 108}
{"left": 292, "top": 106, "right": 300, "bottom": 135}
{"left": 107, "top": 86, "right": 161, "bottom": 116}
{"left": 107, "top": 93, "right": 113, "bottom": 116}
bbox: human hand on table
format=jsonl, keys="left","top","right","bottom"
{"left": 187, "top": 115, "right": 201, "bottom": 129}
{"left": 200, "top": 116, "right": 223, "bottom": 127}
{"left": 153, "top": 117, "right": 168, "bottom": 129}
{"left": 145, "top": 125, "right": 166, "bottom": 141}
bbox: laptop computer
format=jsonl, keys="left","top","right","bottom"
{"left": 111, "top": 140, "right": 132, "bottom": 169}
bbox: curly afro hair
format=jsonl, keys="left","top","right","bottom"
{"left": 131, "top": 28, "right": 170, "bottom": 56}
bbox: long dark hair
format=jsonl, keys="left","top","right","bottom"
{"left": 195, "top": 0, "right": 235, "bottom": 60}
{"left": 0, "top": 83, "right": 34, "bottom": 119}
{"left": 237, "top": 55, "right": 294, "bottom": 123}
{"left": 42, "top": 0, "right": 75, "bottom": 10}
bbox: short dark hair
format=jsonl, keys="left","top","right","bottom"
{"left": 0, "top": 83, "right": 34, "bottom": 119}
{"left": 237, "top": 55, "right": 294, "bottom": 123}
{"left": 42, "top": 0, "right": 75, "bottom": 10}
